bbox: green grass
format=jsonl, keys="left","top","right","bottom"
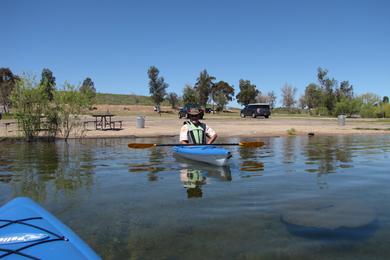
{"left": 95, "top": 93, "right": 171, "bottom": 106}
{"left": 354, "top": 127, "right": 390, "bottom": 131}
{"left": 0, "top": 113, "right": 13, "bottom": 120}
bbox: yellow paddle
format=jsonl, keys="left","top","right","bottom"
{"left": 128, "top": 141, "right": 265, "bottom": 149}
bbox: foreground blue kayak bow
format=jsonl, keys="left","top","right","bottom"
{"left": 0, "top": 197, "right": 100, "bottom": 259}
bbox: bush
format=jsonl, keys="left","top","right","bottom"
{"left": 333, "top": 98, "right": 362, "bottom": 117}
{"left": 11, "top": 76, "right": 55, "bottom": 141}
{"left": 383, "top": 104, "right": 390, "bottom": 118}
{"left": 313, "top": 106, "right": 330, "bottom": 116}
{"left": 55, "top": 83, "right": 90, "bottom": 141}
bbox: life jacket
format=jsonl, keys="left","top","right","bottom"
{"left": 184, "top": 121, "right": 206, "bottom": 144}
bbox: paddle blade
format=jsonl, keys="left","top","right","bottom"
{"left": 238, "top": 141, "right": 265, "bottom": 148}
{"left": 128, "top": 143, "right": 156, "bottom": 149}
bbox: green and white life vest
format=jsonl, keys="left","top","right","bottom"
{"left": 185, "top": 121, "right": 206, "bottom": 144}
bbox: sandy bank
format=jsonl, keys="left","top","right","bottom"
{"left": 2, "top": 114, "right": 389, "bottom": 139}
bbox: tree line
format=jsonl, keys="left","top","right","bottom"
{"left": 298, "top": 67, "right": 389, "bottom": 118}
{"left": 0, "top": 67, "right": 96, "bottom": 141}
{"left": 148, "top": 66, "right": 389, "bottom": 118}
{"left": 148, "top": 66, "right": 277, "bottom": 112}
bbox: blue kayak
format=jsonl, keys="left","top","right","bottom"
{"left": 172, "top": 145, "right": 232, "bottom": 166}
{"left": 0, "top": 197, "right": 100, "bottom": 259}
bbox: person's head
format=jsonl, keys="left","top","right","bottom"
{"left": 187, "top": 108, "right": 201, "bottom": 123}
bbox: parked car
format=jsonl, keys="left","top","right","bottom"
{"left": 179, "top": 104, "right": 204, "bottom": 119}
{"left": 240, "top": 103, "right": 271, "bottom": 118}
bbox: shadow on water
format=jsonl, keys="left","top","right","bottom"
{"left": 280, "top": 197, "right": 379, "bottom": 242}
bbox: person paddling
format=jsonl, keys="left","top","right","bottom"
{"left": 180, "top": 108, "right": 217, "bottom": 144}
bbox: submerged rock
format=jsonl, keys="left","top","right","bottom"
{"left": 281, "top": 199, "right": 377, "bottom": 240}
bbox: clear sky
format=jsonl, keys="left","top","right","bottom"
{"left": 2, "top": 0, "right": 389, "bottom": 107}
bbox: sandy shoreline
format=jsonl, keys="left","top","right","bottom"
{"left": 1, "top": 114, "right": 389, "bottom": 140}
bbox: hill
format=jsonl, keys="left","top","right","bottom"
{"left": 95, "top": 93, "right": 165, "bottom": 106}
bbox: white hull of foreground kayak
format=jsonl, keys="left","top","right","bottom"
{"left": 172, "top": 145, "right": 232, "bottom": 167}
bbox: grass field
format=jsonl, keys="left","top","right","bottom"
{"left": 95, "top": 93, "right": 171, "bottom": 106}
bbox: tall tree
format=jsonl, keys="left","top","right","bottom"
{"left": 255, "top": 91, "right": 276, "bottom": 107}
{"left": 211, "top": 81, "right": 234, "bottom": 111}
{"left": 317, "top": 67, "right": 337, "bottom": 113}
{"left": 383, "top": 96, "right": 389, "bottom": 104}
{"left": 267, "top": 91, "right": 277, "bottom": 109}
{"left": 182, "top": 84, "right": 198, "bottom": 104}
{"left": 255, "top": 92, "right": 266, "bottom": 103}
{"left": 148, "top": 66, "right": 168, "bottom": 109}
{"left": 194, "top": 70, "right": 215, "bottom": 107}
{"left": 80, "top": 77, "right": 96, "bottom": 105}
{"left": 0, "top": 68, "right": 19, "bottom": 113}
{"left": 40, "top": 68, "right": 56, "bottom": 101}
{"left": 80, "top": 77, "right": 96, "bottom": 94}
{"left": 304, "top": 83, "right": 322, "bottom": 109}
{"left": 167, "top": 92, "right": 179, "bottom": 109}
{"left": 299, "top": 95, "right": 307, "bottom": 110}
{"left": 336, "top": 80, "right": 354, "bottom": 101}
{"left": 281, "top": 83, "right": 297, "bottom": 109}
{"left": 236, "top": 79, "right": 259, "bottom": 106}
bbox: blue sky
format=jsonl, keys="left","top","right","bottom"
{"left": 2, "top": 0, "right": 389, "bottom": 107}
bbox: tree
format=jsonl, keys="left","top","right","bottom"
{"left": 40, "top": 68, "right": 56, "bottom": 101}
{"left": 267, "top": 91, "right": 277, "bottom": 109}
{"left": 281, "top": 83, "right": 297, "bottom": 109}
{"left": 358, "top": 93, "right": 381, "bottom": 118}
{"left": 167, "top": 92, "right": 179, "bottom": 109}
{"left": 194, "top": 70, "right": 215, "bottom": 107}
{"left": 255, "top": 92, "right": 266, "bottom": 103}
{"left": 211, "top": 81, "right": 234, "bottom": 111}
{"left": 0, "top": 68, "right": 19, "bottom": 113}
{"left": 299, "top": 95, "right": 307, "bottom": 110}
{"left": 182, "top": 84, "right": 198, "bottom": 104}
{"left": 317, "top": 67, "right": 337, "bottom": 113}
{"left": 236, "top": 79, "right": 259, "bottom": 106}
{"left": 337, "top": 80, "right": 354, "bottom": 101}
{"left": 304, "top": 83, "right": 322, "bottom": 109}
{"left": 148, "top": 66, "right": 168, "bottom": 110}
{"left": 80, "top": 77, "right": 96, "bottom": 106}
{"left": 359, "top": 92, "right": 381, "bottom": 106}
{"left": 383, "top": 96, "right": 389, "bottom": 104}
{"left": 255, "top": 91, "right": 277, "bottom": 109}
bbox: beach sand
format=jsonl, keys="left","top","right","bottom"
{"left": 1, "top": 112, "right": 389, "bottom": 139}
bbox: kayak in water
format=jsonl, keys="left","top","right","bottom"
{"left": 172, "top": 145, "right": 232, "bottom": 166}
{"left": 0, "top": 197, "right": 100, "bottom": 259}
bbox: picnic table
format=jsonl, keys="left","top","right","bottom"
{"left": 88, "top": 114, "right": 122, "bottom": 130}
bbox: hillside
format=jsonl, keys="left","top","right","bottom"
{"left": 95, "top": 93, "right": 170, "bottom": 106}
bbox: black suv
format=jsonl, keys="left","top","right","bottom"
{"left": 240, "top": 103, "right": 271, "bottom": 118}
{"left": 178, "top": 104, "right": 204, "bottom": 119}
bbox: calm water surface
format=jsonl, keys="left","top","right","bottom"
{"left": 1, "top": 135, "right": 390, "bottom": 259}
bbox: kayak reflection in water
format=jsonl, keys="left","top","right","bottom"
{"left": 180, "top": 169, "right": 206, "bottom": 198}
{"left": 180, "top": 108, "right": 217, "bottom": 145}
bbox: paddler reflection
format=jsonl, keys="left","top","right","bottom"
{"left": 180, "top": 169, "right": 206, "bottom": 198}
{"left": 179, "top": 166, "right": 232, "bottom": 198}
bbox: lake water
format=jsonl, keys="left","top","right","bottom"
{"left": 1, "top": 135, "right": 390, "bottom": 259}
